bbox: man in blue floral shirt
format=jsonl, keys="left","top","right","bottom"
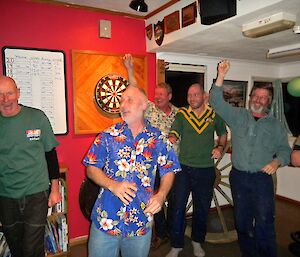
{"left": 83, "top": 86, "right": 181, "bottom": 257}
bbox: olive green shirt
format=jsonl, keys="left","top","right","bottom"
{"left": 209, "top": 84, "right": 291, "bottom": 172}
{"left": 170, "top": 105, "right": 227, "bottom": 168}
{"left": 0, "top": 106, "right": 59, "bottom": 198}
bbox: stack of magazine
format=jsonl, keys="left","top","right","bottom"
{"left": 44, "top": 214, "right": 68, "bottom": 254}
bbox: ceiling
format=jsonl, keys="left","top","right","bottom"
{"left": 40, "top": 0, "right": 300, "bottom": 64}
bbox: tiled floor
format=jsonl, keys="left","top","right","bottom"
{"left": 70, "top": 198, "right": 300, "bottom": 257}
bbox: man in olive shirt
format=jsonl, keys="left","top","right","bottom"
{"left": 0, "top": 75, "right": 61, "bottom": 257}
{"left": 209, "top": 60, "right": 291, "bottom": 257}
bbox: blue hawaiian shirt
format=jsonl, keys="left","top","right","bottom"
{"left": 83, "top": 121, "right": 181, "bottom": 237}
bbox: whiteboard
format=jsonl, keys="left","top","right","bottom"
{"left": 2, "top": 47, "right": 68, "bottom": 135}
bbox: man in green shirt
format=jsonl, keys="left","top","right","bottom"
{"left": 167, "top": 83, "right": 227, "bottom": 257}
{"left": 209, "top": 60, "right": 291, "bottom": 257}
{"left": 0, "top": 76, "right": 61, "bottom": 257}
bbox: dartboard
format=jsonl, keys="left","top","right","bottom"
{"left": 94, "top": 74, "right": 129, "bottom": 114}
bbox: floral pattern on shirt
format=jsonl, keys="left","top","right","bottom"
{"left": 145, "top": 101, "right": 180, "bottom": 154}
{"left": 83, "top": 121, "right": 181, "bottom": 237}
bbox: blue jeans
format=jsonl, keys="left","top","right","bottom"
{"left": 89, "top": 223, "right": 152, "bottom": 257}
{"left": 0, "top": 190, "right": 49, "bottom": 257}
{"left": 230, "top": 168, "right": 277, "bottom": 257}
{"left": 169, "top": 165, "right": 216, "bottom": 248}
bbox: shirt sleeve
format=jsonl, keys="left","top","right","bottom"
{"left": 83, "top": 133, "right": 108, "bottom": 169}
{"left": 215, "top": 113, "right": 228, "bottom": 137}
{"left": 275, "top": 124, "right": 292, "bottom": 166}
{"left": 209, "top": 84, "right": 245, "bottom": 129}
{"left": 45, "top": 147, "right": 60, "bottom": 179}
{"left": 156, "top": 136, "right": 181, "bottom": 178}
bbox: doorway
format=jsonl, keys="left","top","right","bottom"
{"left": 165, "top": 63, "right": 205, "bottom": 108}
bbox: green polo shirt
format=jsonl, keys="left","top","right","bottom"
{"left": 209, "top": 84, "right": 291, "bottom": 172}
{"left": 170, "top": 105, "right": 227, "bottom": 168}
{"left": 0, "top": 106, "right": 59, "bottom": 198}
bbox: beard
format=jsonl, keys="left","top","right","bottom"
{"left": 249, "top": 103, "right": 269, "bottom": 115}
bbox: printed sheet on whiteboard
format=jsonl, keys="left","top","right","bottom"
{"left": 2, "top": 47, "right": 68, "bottom": 135}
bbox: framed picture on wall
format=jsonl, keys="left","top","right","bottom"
{"left": 214, "top": 79, "right": 248, "bottom": 108}
{"left": 164, "top": 11, "right": 180, "bottom": 34}
{"left": 145, "top": 24, "right": 153, "bottom": 40}
{"left": 182, "top": 2, "right": 197, "bottom": 28}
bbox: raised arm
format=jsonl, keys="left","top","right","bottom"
{"left": 215, "top": 60, "right": 230, "bottom": 87}
{"left": 209, "top": 60, "right": 243, "bottom": 128}
{"left": 123, "top": 54, "right": 137, "bottom": 86}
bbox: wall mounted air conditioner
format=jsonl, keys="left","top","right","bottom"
{"left": 267, "top": 43, "right": 300, "bottom": 59}
{"left": 242, "top": 12, "right": 296, "bottom": 38}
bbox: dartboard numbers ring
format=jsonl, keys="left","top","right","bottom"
{"left": 94, "top": 74, "right": 129, "bottom": 114}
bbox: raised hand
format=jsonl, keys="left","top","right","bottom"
{"left": 217, "top": 59, "right": 230, "bottom": 76}
{"left": 123, "top": 53, "right": 134, "bottom": 71}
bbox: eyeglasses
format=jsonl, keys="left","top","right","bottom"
{"left": 250, "top": 94, "right": 270, "bottom": 101}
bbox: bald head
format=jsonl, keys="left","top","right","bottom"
{"left": 123, "top": 86, "right": 148, "bottom": 105}
{"left": 0, "top": 75, "right": 21, "bottom": 117}
{"left": 0, "top": 75, "right": 18, "bottom": 89}
{"left": 189, "top": 83, "right": 204, "bottom": 93}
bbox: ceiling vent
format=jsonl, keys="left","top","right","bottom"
{"left": 267, "top": 43, "right": 300, "bottom": 59}
{"left": 242, "top": 12, "right": 296, "bottom": 38}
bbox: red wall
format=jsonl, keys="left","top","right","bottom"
{"left": 0, "top": 0, "right": 156, "bottom": 239}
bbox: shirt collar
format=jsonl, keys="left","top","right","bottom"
{"left": 118, "top": 119, "right": 151, "bottom": 134}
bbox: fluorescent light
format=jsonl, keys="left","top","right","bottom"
{"left": 242, "top": 12, "right": 296, "bottom": 38}
{"left": 267, "top": 43, "right": 300, "bottom": 59}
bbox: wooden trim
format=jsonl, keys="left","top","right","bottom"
{"left": 145, "top": 0, "right": 180, "bottom": 19}
{"left": 71, "top": 50, "right": 147, "bottom": 134}
{"left": 276, "top": 194, "right": 300, "bottom": 206}
{"left": 157, "top": 59, "right": 165, "bottom": 84}
{"left": 31, "top": 0, "right": 180, "bottom": 20}
{"left": 69, "top": 235, "right": 88, "bottom": 247}
{"left": 30, "top": 0, "right": 143, "bottom": 19}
